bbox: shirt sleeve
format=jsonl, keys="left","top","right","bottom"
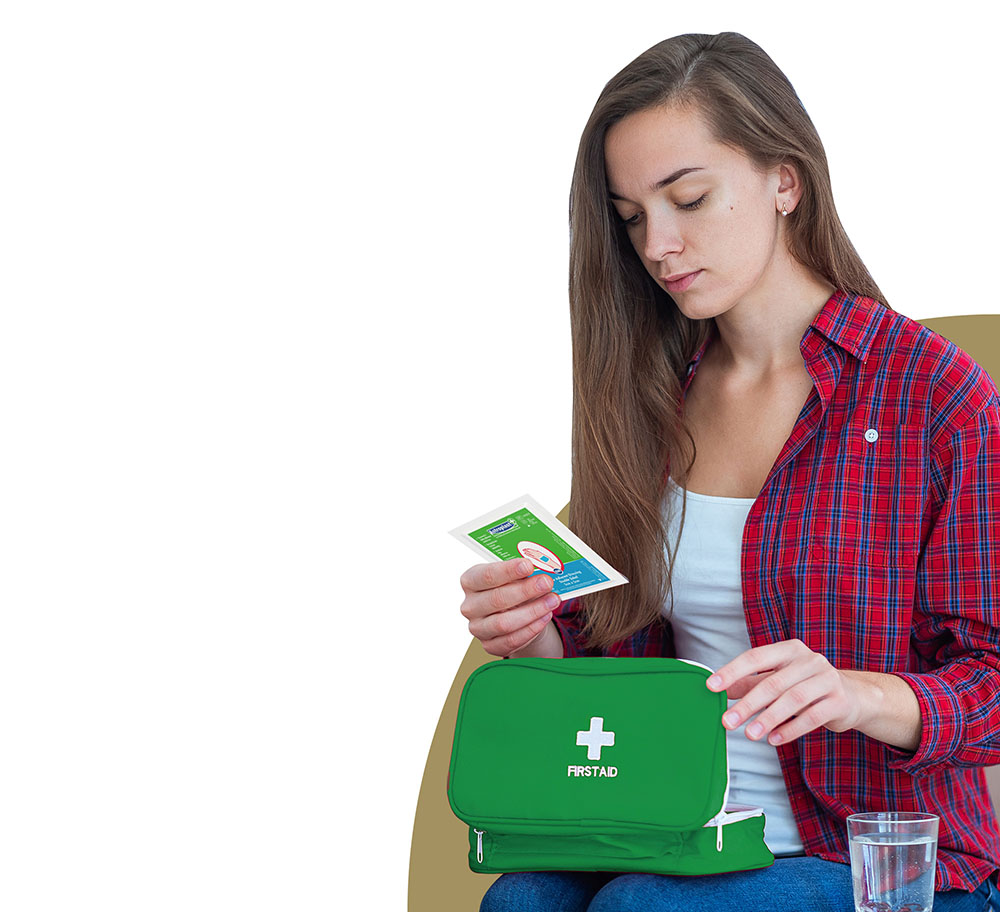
{"left": 886, "top": 395, "right": 1000, "bottom": 776}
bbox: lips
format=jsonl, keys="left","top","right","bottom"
{"left": 661, "top": 270, "right": 702, "bottom": 293}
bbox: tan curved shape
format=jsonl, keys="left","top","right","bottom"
{"left": 409, "top": 317, "right": 1000, "bottom": 911}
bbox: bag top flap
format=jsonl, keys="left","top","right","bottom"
{"left": 447, "top": 657, "right": 729, "bottom": 831}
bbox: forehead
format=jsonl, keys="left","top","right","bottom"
{"left": 604, "top": 103, "right": 742, "bottom": 196}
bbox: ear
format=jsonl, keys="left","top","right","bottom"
{"left": 776, "top": 161, "right": 803, "bottom": 216}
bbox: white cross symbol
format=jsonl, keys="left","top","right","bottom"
{"left": 576, "top": 716, "right": 615, "bottom": 761}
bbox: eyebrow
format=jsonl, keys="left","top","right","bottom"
{"left": 607, "top": 167, "right": 705, "bottom": 201}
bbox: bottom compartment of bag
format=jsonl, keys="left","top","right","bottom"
{"left": 467, "top": 816, "right": 775, "bottom": 876}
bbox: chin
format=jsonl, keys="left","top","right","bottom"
{"left": 671, "top": 293, "right": 724, "bottom": 322}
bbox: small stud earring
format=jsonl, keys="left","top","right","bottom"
{"left": 781, "top": 202, "right": 789, "bottom": 217}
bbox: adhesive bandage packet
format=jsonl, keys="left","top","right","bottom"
{"left": 449, "top": 494, "right": 629, "bottom": 599}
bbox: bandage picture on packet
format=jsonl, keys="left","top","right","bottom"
{"left": 448, "top": 494, "right": 628, "bottom": 599}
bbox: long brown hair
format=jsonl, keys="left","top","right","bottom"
{"left": 567, "top": 32, "right": 891, "bottom": 650}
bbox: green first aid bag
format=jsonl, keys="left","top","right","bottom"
{"left": 447, "top": 656, "right": 775, "bottom": 876}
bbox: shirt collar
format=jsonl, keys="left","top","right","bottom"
{"left": 684, "top": 289, "right": 885, "bottom": 380}
{"left": 807, "top": 288, "right": 884, "bottom": 362}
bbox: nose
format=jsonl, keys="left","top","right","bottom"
{"left": 642, "top": 211, "right": 683, "bottom": 263}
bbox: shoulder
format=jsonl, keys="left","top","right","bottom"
{"left": 868, "top": 304, "right": 1000, "bottom": 447}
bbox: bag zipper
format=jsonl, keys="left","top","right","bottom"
{"left": 470, "top": 814, "right": 763, "bottom": 865}
{"left": 703, "top": 804, "right": 766, "bottom": 852}
{"left": 676, "top": 658, "right": 731, "bottom": 836}
{"left": 470, "top": 813, "right": 759, "bottom": 857}
{"left": 675, "top": 660, "right": 766, "bottom": 852}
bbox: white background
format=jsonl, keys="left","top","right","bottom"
{"left": 1, "top": 1, "right": 996, "bottom": 909}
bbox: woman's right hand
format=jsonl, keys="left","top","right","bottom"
{"left": 459, "top": 558, "right": 565, "bottom": 658}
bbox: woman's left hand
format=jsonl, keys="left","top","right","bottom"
{"left": 706, "top": 638, "right": 867, "bottom": 746}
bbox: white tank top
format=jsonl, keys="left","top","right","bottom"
{"left": 662, "top": 476, "right": 805, "bottom": 857}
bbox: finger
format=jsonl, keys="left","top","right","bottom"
{"left": 469, "top": 591, "right": 561, "bottom": 643}
{"left": 722, "top": 651, "right": 829, "bottom": 732}
{"left": 479, "top": 605, "right": 556, "bottom": 657}
{"left": 463, "top": 569, "right": 556, "bottom": 621}
{"left": 765, "top": 696, "right": 844, "bottom": 745}
{"left": 460, "top": 558, "right": 535, "bottom": 595}
{"left": 723, "top": 670, "right": 775, "bottom": 700}
{"left": 707, "top": 638, "right": 810, "bottom": 693}
{"left": 739, "top": 667, "right": 839, "bottom": 741}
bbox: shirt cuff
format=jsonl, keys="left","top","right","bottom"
{"left": 884, "top": 671, "right": 964, "bottom": 777}
{"left": 551, "top": 615, "right": 582, "bottom": 657}
{"left": 550, "top": 596, "right": 595, "bottom": 657}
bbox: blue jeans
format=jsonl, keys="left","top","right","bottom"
{"left": 479, "top": 856, "right": 1000, "bottom": 911}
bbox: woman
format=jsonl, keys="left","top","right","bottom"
{"left": 458, "top": 32, "right": 1000, "bottom": 911}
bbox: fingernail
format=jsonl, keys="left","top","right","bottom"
{"left": 707, "top": 675, "right": 722, "bottom": 690}
{"left": 535, "top": 575, "right": 553, "bottom": 593}
{"left": 519, "top": 559, "right": 533, "bottom": 574}
{"left": 722, "top": 711, "right": 739, "bottom": 727}
{"left": 544, "top": 593, "right": 560, "bottom": 609}
{"left": 769, "top": 733, "right": 783, "bottom": 745}
{"left": 746, "top": 722, "right": 763, "bottom": 739}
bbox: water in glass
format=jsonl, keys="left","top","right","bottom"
{"left": 850, "top": 832, "right": 937, "bottom": 912}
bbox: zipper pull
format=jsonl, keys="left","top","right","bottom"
{"left": 474, "top": 828, "right": 484, "bottom": 864}
{"left": 716, "top": 823, "right": 723, "bottom": 852}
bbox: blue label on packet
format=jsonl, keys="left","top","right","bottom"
{"left": 532, "top": 559, "right": 609, "bottom": 595}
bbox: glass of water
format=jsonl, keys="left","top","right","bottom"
{"left": 847, "top": 811, "right": 939, "bottom": 912}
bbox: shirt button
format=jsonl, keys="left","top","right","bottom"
{"left": 864, "top": 428, "right": 879, "bottom": 443}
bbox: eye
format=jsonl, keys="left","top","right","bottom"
{"left": 679, "top": 193, "right": 708, "bottom": 211}
{"left": 618, "top": 193, "right": 709, "bottom": 227}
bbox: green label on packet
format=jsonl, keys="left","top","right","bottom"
{"left": 470, "top": 508, "right": 581, "bottom": 562}
{"left": 450, "top": 494, "right": 628, "bottom": 600}
{"left": 468, "top": 509, "right": 607, "bottom": 596}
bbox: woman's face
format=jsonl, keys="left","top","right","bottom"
{"left": 604, "top": 102, "right": 789, "bottom": 319}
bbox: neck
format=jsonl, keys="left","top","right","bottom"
{"left": 710, "top": 252, "right": 836, "bottom": 382}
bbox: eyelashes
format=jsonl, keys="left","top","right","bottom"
{"left": 678, "top": 193, "right": 708, "bottom": 212}
{"left": 620, "top": 193, "right": 709, "bottom": 226}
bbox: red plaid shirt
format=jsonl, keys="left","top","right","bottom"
{"left": 553, "top": 289, "right": 1000, "bottom": 891}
